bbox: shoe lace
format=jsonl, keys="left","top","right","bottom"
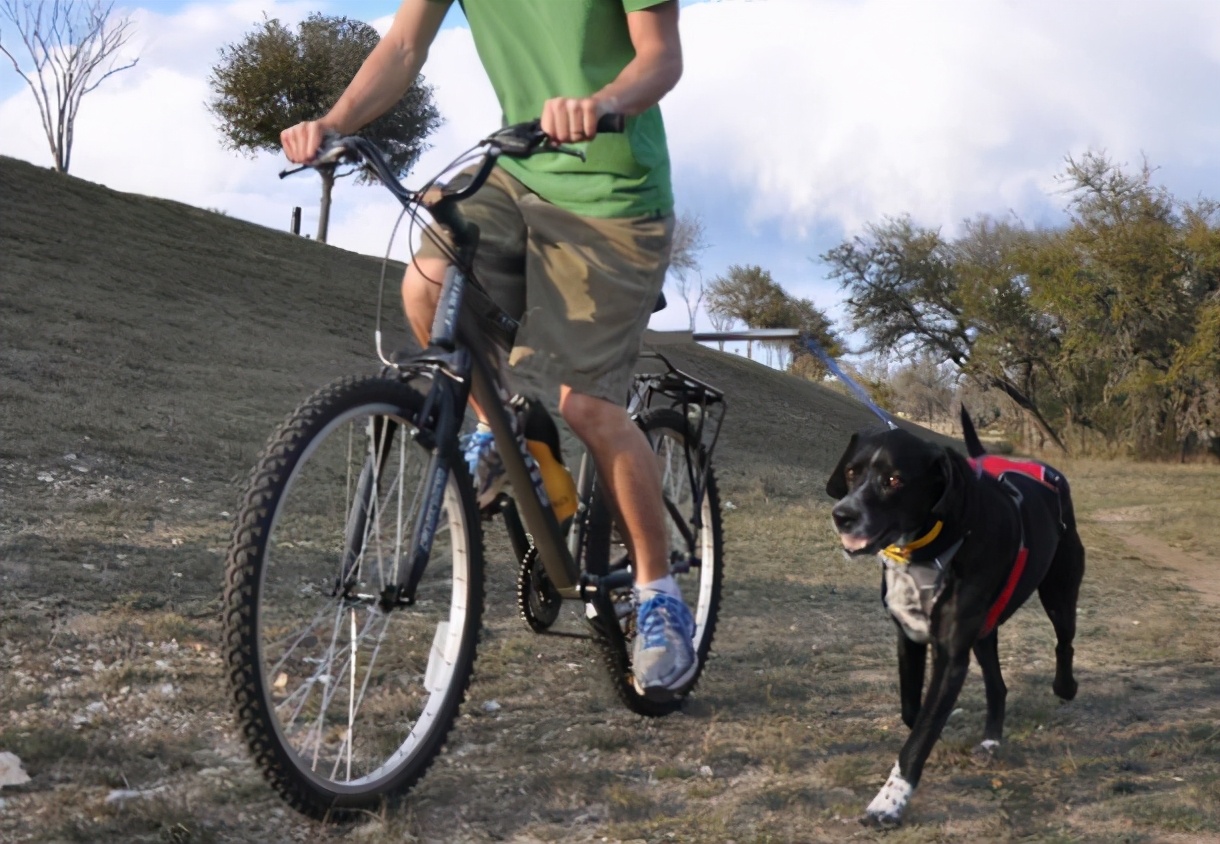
{"left": 637, "top": 594, "right": 691, "bottom": 650}
{"left": 462, "top": 430, "right": 495, "bottom": 463}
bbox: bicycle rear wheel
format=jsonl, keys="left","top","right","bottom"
{"left": 587, "top": 407, "right": 724, "bottom": 716}
{"left": 223, "top": 374, "right": 483, "bottom": 819}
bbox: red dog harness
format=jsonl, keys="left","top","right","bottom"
{"left": 878, "top": 454, "right": 1068, "bottom": 643}
{"left": 969, "top": 456, "right": 1060, "bottom": 638}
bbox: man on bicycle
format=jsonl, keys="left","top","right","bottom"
{"left": 281, "top": 0, "right": 695, "bottom": 700}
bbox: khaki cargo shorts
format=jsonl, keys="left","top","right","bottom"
{"left": 414, "top": 165, "right": 673, "bottom": 404}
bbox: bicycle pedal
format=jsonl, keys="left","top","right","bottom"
{"left": 479, "top": 493, "right": 512, "bottom": 521}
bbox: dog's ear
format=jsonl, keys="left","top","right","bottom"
{"left": 931, "top": 446, "right": 969, "bottom": 517}
{"left": 825, "top": 433, "right": 859, "bottom": 499}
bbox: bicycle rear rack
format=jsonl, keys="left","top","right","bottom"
{"left": 631, "top": 350, "right": 726, "bottom": 459}
{"left": 629, "top": 351, "right": 726, "bottom": 546}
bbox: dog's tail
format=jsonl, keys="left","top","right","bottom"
{"left": 960, "top": 404, "right": 987, "bottom": 458}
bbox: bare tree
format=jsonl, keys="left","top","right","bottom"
{"left": 706, "top": 308, "right": 736, "bottom": 351}
{"left": 668, "top": 211, "right": 710, "bottom": 331}
{"left": 0, "top": 0, "right": 137, "bottom": 173}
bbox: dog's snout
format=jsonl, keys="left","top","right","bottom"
{"left": 832, "top": 501, "right": 861, "bottom": 533}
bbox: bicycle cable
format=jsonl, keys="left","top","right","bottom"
{"left": 371, "top": 143, "right": 488, "bottom": 368}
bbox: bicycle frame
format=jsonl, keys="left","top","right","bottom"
{"left": 389, "top": 261, "right": 585, "bottom": 603}
{"left": 390, "top": 279, "right": 734, "bottom": 609}
{"left": 310, "top": 127, "right": 724, "bottom": 608}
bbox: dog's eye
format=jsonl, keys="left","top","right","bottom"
{"left": 886, "top": 475, "right": 903, "bottom": 490}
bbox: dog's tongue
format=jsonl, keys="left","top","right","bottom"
{"left": 840, "top": 534, "right": 870, "bottom": 552}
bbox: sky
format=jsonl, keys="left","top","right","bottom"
{"left": 5, "top": 0, "right": 1220, "bottom": 347}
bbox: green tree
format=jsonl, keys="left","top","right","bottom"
{"left": 824, "top": 152, "right": 1220, "bottom": 458}
{"left": 705, "top": 264, "right": 788, "bottom": 360}
{"left": 1029, "top": 152, "right": 1220, "bottom": 456}
{"left": 822, "top": 216, "right": 966, "bottom": 363}
{"left": 704, "top": 263, "right": 839, "bottom": 371}
{"left": 779, "top": 295, "right": 840, "bottom": 379}
{"left": 822, "top": 215, "right": 1068, "bottom": 451}
{"left": 208, "top": 13, "right": 441, "bottom": 243}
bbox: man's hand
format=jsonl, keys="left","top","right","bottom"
{"left": 281, "top": 120, "right": 341, "bottom": 164}
{"left": 540, "top": 96, "right": 612, "bottom": 144}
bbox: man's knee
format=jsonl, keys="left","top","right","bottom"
{"left": 560, "top": 390, "right": 627, "bottom": 441}
{"left": 402, "top": 257, "right": 449, "bottom": 304}
{"left": 402, "top": 257, "right": 449, "bottom": 343}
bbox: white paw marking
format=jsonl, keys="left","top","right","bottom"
{"left": 866, "top": 762, "right": 912, "bottom": 822}
{"left": 980, "top": 739, "right": 1001, "bottom": 752}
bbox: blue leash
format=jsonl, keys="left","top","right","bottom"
{"left": 801, "top": 335, "right": 898, "bottom": 430}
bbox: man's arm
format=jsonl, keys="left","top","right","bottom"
{"left": 541, "top": 0, "right": 682, "bottom": 144}
{"left": 281, "top": 0, "right": 451, "bottom": 163}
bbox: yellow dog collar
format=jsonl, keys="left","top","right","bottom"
{"left": 880, "top": 520, "right": 944, "bottom": 565}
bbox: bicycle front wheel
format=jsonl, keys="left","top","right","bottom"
{"left": 223, "top": 374, "right": 483, "bottom": 819}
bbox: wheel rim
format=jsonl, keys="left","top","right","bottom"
{"left": 650, "top": 426, "right": 717, "bottom": 652}
{"left": 255, "top": 403, "right": 471, "bottom": 791}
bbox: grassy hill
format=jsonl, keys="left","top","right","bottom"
{"left": 0, "top": 154, "right": 902, "bottom": 491}
{"left": 3, "top": 156, "right": 1219, "bottom": 843}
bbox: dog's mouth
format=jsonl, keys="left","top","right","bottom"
{"left": 838, "top": 533, "right": 884, "bottom": 557}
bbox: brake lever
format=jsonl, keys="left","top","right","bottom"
{"left": 278, "top": 164, "right": 309, "bottom": 179}
{"left": 279, "top": 133, "right": 351, "bottom": 179}
{"left": 549, "top": 144, "right": 586, "bottom": 162}
{"left": 485, "top": 121, "right": 590, "bottom": 162}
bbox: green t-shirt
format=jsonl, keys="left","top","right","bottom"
{"left": 454, "top": 0, "right": 675, "bottom": 219}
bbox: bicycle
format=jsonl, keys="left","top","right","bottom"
{"left": 222, "top": 118, "right": 726, "bottom": 819}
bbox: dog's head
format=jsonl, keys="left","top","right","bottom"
{"left": 825, "top": 428, "right": 965, "bottom": 557}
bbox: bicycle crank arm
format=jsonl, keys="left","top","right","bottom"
{"left": 579, "top": 570, "right": 633, "bottom": 653}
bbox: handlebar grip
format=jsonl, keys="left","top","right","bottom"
{"left": 596, "top": 113, "right": 625, "bottom": 134}
{"left": 313, "top": 131, "right": 349, "bottom": 165}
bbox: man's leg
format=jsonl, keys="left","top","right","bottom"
{"left": 402, "top": 256, "right": 448, "bottom": 348}
{"left": 560, "top": 386, "right": 697, "bottom": 698}
{"left": 514, "top": 201, "right": 690, "bottom": 696}
{"left": 559, "top": 387, "right": 668, "bottom": 582}
{"left": 403, "top": 167, "right": 529, "bottom": 505}
{"left": 405, "top": 166, "right": 528, "bottom": 351}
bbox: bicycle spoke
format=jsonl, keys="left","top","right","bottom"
{"left": 336, "top": 615, "right": 391, "bottom": 779}
{"left": 229, "top": 378, "right": 483, "bottom": 811}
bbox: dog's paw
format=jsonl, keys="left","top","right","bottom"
{"left": 1054, "top": 675, "right": 1078, "bottom": 701}
{"left": 862, "top": 763, "right": 911, "bottom": 827}
{"left": 860, "top": 808, "right": 903, "bottom": 829}
{"left": 972, "top": 738, "right": 1001, "bottom": 760}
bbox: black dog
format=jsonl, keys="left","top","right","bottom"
{"left": 824, "top": 408, "right": 1085, "bottom": 826}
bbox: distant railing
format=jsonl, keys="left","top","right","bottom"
{"left": 691, "top": 328, "right": 801, "bottom": 343}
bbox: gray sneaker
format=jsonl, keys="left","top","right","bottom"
{"left": 631, "top": 592, "right": 698, "bottom": 701}
{"left": 461, "top": 429, "right": 506, "bottom": 510}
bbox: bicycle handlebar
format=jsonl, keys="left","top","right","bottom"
{"left": 282, "top": 115, "right": 625, "bottom": 266}
{"left": 285, "top": 115, "right": 626, "bottom": 213}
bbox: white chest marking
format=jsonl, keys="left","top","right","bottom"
{"left": 883, "top": 565, "right": 931, "bottom": 643}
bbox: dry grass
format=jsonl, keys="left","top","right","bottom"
{"left": 3, "top": 156, "right": 1220, "bottom": 843}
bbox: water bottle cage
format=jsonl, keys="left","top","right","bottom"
{"left": 503, "top": 394, "right": 550, "bottom": 508}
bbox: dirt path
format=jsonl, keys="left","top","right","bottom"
{"left": 1089, "top": 506, "right": 1220, "bottom": 607}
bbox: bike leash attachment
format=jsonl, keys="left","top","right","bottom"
{"left": 800, "top": 334, "right": 899, "bottom": 430}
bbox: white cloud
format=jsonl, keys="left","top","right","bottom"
{"left": 667, "top": 0, "right": 1220, "bottom": 237}
{"left": 6, "top": 0, "right": 1220, "bottom": 337}
{"left": 0, "top": 0, "right": 493, "bottom": 263}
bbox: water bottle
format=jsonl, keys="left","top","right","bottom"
{"left": 513, "top": 397, "right": 578, "bottom": 525}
